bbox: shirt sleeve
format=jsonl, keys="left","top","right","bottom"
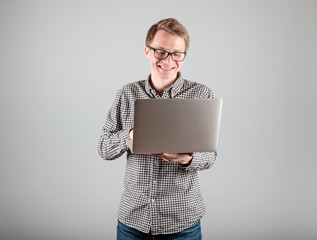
{"left": 179, "top": 151, "right": 217, "bottom": 172}
{"left": 98, "top": 88, "right": 130, "bottom": 160}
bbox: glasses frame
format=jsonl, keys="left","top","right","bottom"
{"left": 147, "top": 46, "right": 187, "bottom": 62}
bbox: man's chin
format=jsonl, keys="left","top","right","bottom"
{"left": 160, "top": 73, "right": 178, "bottom": 81}
{"left": 158, "top": 69, "right": 178, "bottom": 79}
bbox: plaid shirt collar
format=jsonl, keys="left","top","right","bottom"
{"left": 145, "top": 72, "right": 184, "bottom": 98}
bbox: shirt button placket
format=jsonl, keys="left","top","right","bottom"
{"left": 150, "top": 156, "right": 159, "bottom": 232}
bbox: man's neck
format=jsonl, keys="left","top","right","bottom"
{"left": 150, "top": 73, "right": 179, "bottom": 96}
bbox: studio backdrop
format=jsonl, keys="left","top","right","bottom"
{"left": 0, "top": 1, "right": 316, "bottom": 240}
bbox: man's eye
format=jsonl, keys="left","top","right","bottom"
{"left": 157, "top": 50, "right": 166, "bottom": 56}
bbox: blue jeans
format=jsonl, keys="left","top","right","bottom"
{"left": 117, "top": 220, "right": 202, "bottom": 240}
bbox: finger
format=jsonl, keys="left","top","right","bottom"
{"left": 161, "top": 153, "right": 193, "bottom": 158}
{"left": 161, "top": 153, "right": 178, "bottom": 159}
{"left": 162, "top": 157, "right": 172, "bottom": 162}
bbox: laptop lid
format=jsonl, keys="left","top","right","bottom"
{"left": 128, "top": 98, "right": 223, "bottom": 154}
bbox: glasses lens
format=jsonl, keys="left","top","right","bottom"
{"left": 154, "top": 50, "right": 168, "bottom": 59}
{"left": 172, "top": 53, "right": 185, "bottom": 62}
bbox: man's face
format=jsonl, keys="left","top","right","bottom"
{"left": 145, "top": 30, "right": 186, "bottom": 82}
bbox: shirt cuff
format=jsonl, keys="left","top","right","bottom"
{"left": 120, "top": 129, "right": 131, "bottom": 151}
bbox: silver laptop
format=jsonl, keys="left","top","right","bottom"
{"left": 127, "top": 98, "right": 223, "bottom": 154}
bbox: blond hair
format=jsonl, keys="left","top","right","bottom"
{"left": 146, "top": 18, "right": 190, "bottom": 51}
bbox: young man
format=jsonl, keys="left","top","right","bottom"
{"left": 98, "top": 18, "right": 217, "bottom": 240}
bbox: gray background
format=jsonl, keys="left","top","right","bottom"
{"left": 1, "top": 0, "right": 316, "bottom": 239}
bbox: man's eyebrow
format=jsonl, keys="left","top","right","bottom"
{"left": 155, "top": 46, "right": 167, "bottom": 50}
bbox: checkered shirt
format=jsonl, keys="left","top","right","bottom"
{"left": 98, "top": 73, "right": 217, "bottom": 235}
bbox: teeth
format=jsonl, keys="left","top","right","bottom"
{"left": 160, "top": 66, "right": 173, "bottom": 70}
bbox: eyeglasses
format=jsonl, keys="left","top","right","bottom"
{"left": 147, "top": 46, "right": 187, "bottom": 62}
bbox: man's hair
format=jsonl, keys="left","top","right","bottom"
{"left": 146, "top": 18, "right": 190, "bottom": 52}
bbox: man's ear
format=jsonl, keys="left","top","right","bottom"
{"left": 145, "top": 46, "right": 150, "bottom": 59}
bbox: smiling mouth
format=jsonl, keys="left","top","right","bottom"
{"left": 159, "top": 65, "right": 175, "bottom": 70}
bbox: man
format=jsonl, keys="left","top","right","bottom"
{"left": 98, "top": 18, "right": 217, "bottom": 240}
